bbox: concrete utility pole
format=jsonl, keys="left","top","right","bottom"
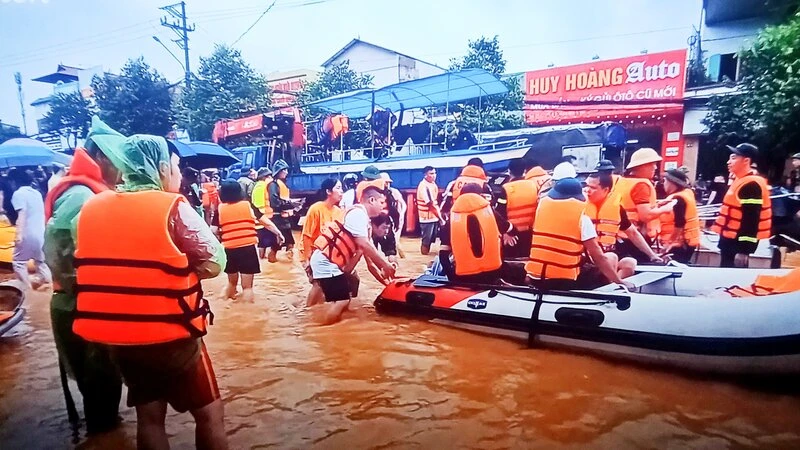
{"left": 159, "top": 1, "right": 195, "bottom": 88}
{"left": 13, "top": 72, "right": 28, "bottom": 135}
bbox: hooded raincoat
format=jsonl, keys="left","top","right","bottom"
{"left": 101, "top": 135, "right": 226, "bottom": 394}
{"left": 44, "top": 116, "right": 128, "bottom": 432}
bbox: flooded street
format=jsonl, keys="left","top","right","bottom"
{"left": 2, "top": 237, "right": 800, "bottom": 449}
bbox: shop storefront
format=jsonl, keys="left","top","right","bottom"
{"left": 523, "top": 49, "right": 688, "bottom": 172}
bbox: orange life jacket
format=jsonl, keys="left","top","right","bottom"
{"left": 585, "top": 194, "right": 622, "bottom": 251}
{"left": 73, "top": 190, "right": 210, "bottom": 345}
{"left": 526, "top": 197, "right": 586, "bottom": 281}
{"left": 330, "top": 115, "right": 349, "bottom": 140}
{"left": 217, "top": 201, "right": 258, "bottom": 249}
{"left": 451, "top": 165, "right": 488, "bottom": 200}
{"left": 503, "top": 179, "right": 539, "bottom": 232}
{"left": 44, "top": 147, "right": 107, "bottom": 220}
{"left": 524, "top": 166, "right": 551, "bottom": 191}
{"left": 616, "top": 177, "right": 659, "bottom": 239}
{"left": 261, "top": 176, "right": 274, "bottom": 219}
{"left": 416, "top": 179, "right": 440, "bottom": 222}
{"left": 269, "top": 179, "right": 294, "bottom": 218}
{"left": 201, "top": 182, "right": 219, "bottom": 208}
{"left": 659, "top": 188, "right": 700, "bottom": 247}
{"left": 313, "top": 206, "right": 367, "bottom": 271}
{"left": 724, "top": 268, "right": 800, "bottom": 297}
{"left": 450, "top": 193, "right": 502, "bottom": 276}
{"left": 711, "top": 175, "right": 772, "bottom": 241}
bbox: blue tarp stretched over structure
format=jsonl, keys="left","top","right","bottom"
{"left": 306, "top": 68, "right": 509, "bottom": 118}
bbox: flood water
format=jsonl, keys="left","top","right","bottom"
{"left": 2, "top": 237, "right": 800, "bottom": 449}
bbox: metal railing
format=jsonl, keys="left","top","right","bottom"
{"left": 300, "top": 138, "right": 529, "bottom": 164}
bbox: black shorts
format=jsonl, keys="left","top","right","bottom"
{"left": 528, "top": 264, "right": 608, "bottom": 291}
{"left": 615, "top": 239, "right": 652, "bottom": 264}
{"left": 318, "top": 274, "right": 351, "bottom": 302}
{"left": 257, "top": 228, "right": 276, "bottom": 249}
{"left": 224, "top": 245, "right": 261, "bottom": 274}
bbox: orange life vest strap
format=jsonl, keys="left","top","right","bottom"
{"left": 73, "top": 257, "right": 211, "bottom": 337}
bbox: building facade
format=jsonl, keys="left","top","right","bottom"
{"left": 321, "top": 39, "right": 445, "bottom": 88}
{"left": 522, "top": 49, "right": 689, "bottom": 172}
{"left": 267, "top": 69, "right": 319, "bottom": 108}
{"left": 682, "top": 0, "right": 792, "bottom": 180}
{"left": 30, "top": 64, "right": 103, "bottom": 149}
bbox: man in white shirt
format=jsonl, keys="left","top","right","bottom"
{"left": 9, "top": 168, "right": 51, "bottom": 289}
{"left": 310, "top": 185, "right": 396, "bottom": 324}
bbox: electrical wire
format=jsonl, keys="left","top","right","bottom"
{"left": 231, "top": 0, "right": 277, "bottom": 47}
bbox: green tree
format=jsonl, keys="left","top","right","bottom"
{"left": 176, "top": 44, "right": 272, "bottom": 141}
{"left": 704, "top": 12, "right": 800, "bottom": 179}
{"left": 449, "top": 36, "right": 523, "bottom": 132}
{"left": 297, "top": 60, "right": 373, "bottom": 117}
{"left": 39, "top": 92, "right": 92, "bottom": 147}
{"left": 92, "top": 57, "right": 173, "bottom": 136}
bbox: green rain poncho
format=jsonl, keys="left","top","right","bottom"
{"left": 116, "top": 135, "right": 226, "bottom": 272}
{"left": 44, "top": 116, "right": 129, "bottom": 432}
{"left": 106, "top": 135, "right": 226, "bottom": 383}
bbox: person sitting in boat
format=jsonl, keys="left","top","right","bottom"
{"left": 585, "top": 172, "right": 662, "bottom": 280}
{"left": 309, "top": 185, "right": 396, "bottom": 324}
{"left": 539, "top": 161, "right": 577, "bottom": 198}
{"left": 339, "top": 173, "right": 359, "bottom": 209}
{"left": 496, "top": 158, "right": 540, "bottom": 259}
{"left": 711, "top": 143, "right": 772, "bottom": 268}
{"left": 441, "top": 158, "right": 492, "bottom": 215}
{"left": 615, "top": 148, "right": 674, "bottom": 263}
{"left": 595, "top": 159, "right": 620, "bottom": 190}
{"left": 524, "top": 158, "right": 551, "bottom": 191}
{"left": 439, "top": 183, "right": 515, "bottom": 285}
{"left": 526, "top": 177, "right": 635, "bottom": 291}
{"left": 658, "top": 169, "right": 701, "bottom": 264}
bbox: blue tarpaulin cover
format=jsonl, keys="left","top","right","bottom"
{"left": 306, "top": 68, "right": 509, "bottom": 118}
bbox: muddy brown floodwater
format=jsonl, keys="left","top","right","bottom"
{"left": 2, "top": 237, "right": 800, "bottom": 449}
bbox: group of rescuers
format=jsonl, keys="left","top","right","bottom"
{"left": 42, "top": 114, "right": 771, "bottom": 449}
{"left": 413, "top": 141, "right": 772, "bottom": 291}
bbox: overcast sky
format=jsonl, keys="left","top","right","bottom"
{"left": 0, "top": 0, "right": 701, "bottom": 134}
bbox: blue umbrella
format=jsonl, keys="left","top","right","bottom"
{"left": 167, "top": 140, "right": 239, "bottom": 169}
{"left": 0, "top": 138, "right": 72, "bottom": 168}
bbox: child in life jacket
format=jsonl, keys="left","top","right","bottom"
{"left": 213, "top": 180, "right": 283, "bottom": 302}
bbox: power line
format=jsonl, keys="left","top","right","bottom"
{"left": 160, "top": 1, "right": 195, "bottom": 87}
{"left": 0, "top": 20, "right": 155, "bottom": 61}
{"left": 231, "top": 0, "right": 277, "bottom": 47}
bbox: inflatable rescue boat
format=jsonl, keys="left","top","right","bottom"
{"left": 375, "top": 263, "right": 800, "bottom": 375}
{"left": 0, "top": 282, "right": 25, "bottom": 337}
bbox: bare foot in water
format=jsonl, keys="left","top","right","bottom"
{"left": 241, "top": 289, "right": 254, "bottom": 303}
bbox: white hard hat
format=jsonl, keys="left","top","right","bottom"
{"left": 552, "top": 162, "right": 577, "bottom": 181}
